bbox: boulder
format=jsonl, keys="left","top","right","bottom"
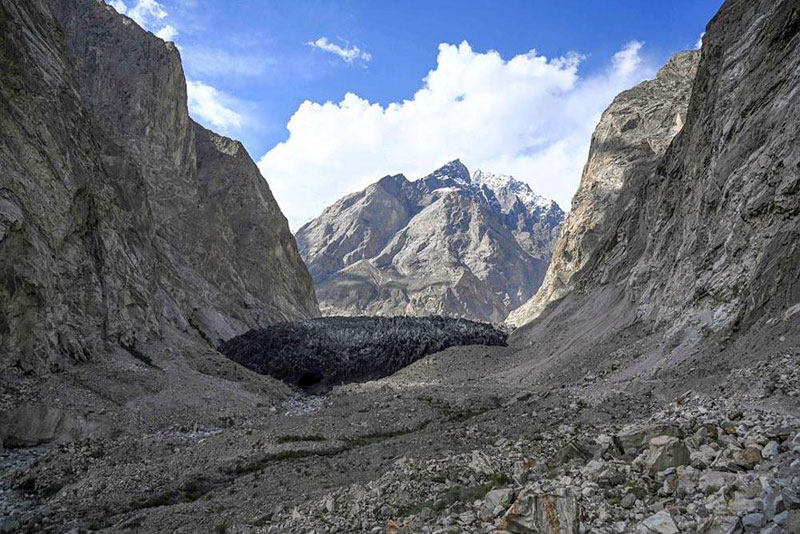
{"left": 761, "top": 441, "right": 779, "bottom": 459}
{"left": 0, "top": 404, "right": 108, "bottom": 448}
{"left": 740, "top": 513, "right": 764, "bottom": 532}
{"left": 615, "top": 425, "right": 683, "bottom": 459}
{"left": 500, "top": 488, "right": 579, "bottom": 534}
{"left": 699, "top": 515, "right": 743, "bottom": 534}
{"left": 636, "top": 510, "right": 679, "bottom": 534}
{"left": 482, "top": 487, "right": 515, "bottom": 519}
{"left": 699, "top": 471, "right": 732, "bottom": 495}
{"left": 733, "top": 447, "right": 762, "bottom": 470}
{"left": 645, "top": 436, "right": 691, "bottom": 473}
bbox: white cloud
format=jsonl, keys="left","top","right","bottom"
{"left": 127, "top": 0, "right": 167, "bottom": 25}
{"left": 611, "top": 41, "right": 643, "bottom": 76}
{"left": 307, "top": 37, "right": 372, "bottom": 64}
{"left": 109, "top": 0, "right": 128, "bottom": 13}
{"left": 695, "top": 32, "right": 706, "bottom": 49}
{"left": 186, "top": 80, "right": 244, "bottom": 132}
{"left": 155, "top": 24, "right": 178, "bottom": 41}
{"left": 258, "top": 41, "right": 654, "bottom": 228}
{"left": 183, "top": 47, "right": 276, "bottom": 77}
{"left": 109, "top": 0, "right": 175, "bottom": 42}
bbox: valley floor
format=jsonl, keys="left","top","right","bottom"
{"left": 1, "top": 341, "right": 798, "bottom": 533}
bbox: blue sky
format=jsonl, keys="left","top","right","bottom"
{"left": 108, "top": 0, "right": 722, "bottom": 227}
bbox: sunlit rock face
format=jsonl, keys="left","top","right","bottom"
{"left": 508, "top": 50, "right": 701, "bottom": 327}
{"left": 511, "top": 0, "right": 800, "bottom": 361}
{"left": 296, "top": 160, "right": 564, "bottom": 323}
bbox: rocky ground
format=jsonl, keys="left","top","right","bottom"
{"left": 1, "top": 344, "right": 797, "bottom": 533}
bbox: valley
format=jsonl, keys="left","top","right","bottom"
{"left": 0, "top": 0, "right": 798, "bottom": 532}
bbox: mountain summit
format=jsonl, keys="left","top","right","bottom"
{"left": 296, "top": 161, "right": 564, "bottom": 322}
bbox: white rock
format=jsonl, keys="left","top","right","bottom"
{"left": 636, "top": 510, "right": 679, "bottom": 534}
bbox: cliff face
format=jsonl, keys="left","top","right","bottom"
{"left": 296, "top": 161, "right": 564, "bottom": 322}
{"left": 508, "top": 0, "right": 800, "bottom": 382}
{"left": 0, "top": 0, "right": 318, "bottom": 375}
{"left": 508, "top": 51, "right": 701, "bottom": 325}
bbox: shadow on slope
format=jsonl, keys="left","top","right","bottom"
{"left": 217, "top": 316, "right": 507, "bottom": 393}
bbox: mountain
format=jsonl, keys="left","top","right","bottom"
{"left": 2, "top": 1, "right": 800, "bottom": 532}
{"left": 296, "top": 161, "right": 565, "bottom": 322}
{"left": 507, "top": 0, "right": 799, "bottom": 384}
{"left": 0, "top": 0, "right": 317, "bottom": 424}
{"left": 507, "top": 50, "right": 701, "bottom": 326}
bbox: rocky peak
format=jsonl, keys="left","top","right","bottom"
{"left": 375, "top": 173, "right": 411, "bottom": 195}
{"left": 471, "top": 170, "right": 553, "bottom": 214}
{"left": 418, "top": 159, "right": 472, "bottom": 190}
{"left": 297, "top": 160, "right": 565, "bottom": 322}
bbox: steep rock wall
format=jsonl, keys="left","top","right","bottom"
{"left": 0, "top": 0, "right": 318, "bottom": 375}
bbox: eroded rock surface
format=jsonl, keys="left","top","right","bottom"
{"left": 0, "top": 0, "right": 798, "bottom": 532}
{"left": 297, "top": 160, "right": 564, "bottom": 322}
{"left": 508, "top": 50, "right": 701, "bottom": 326}
{"left": 0, "top": 0, "right": 318, "bottom": 378}
{"left": 511, "top": 0, "right": 800, "bottom": 345}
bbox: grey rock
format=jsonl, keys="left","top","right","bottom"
{"left": 500, "top": 488, "right": 579, "bottom": 534}
{"left": 782, "top": 487, "right": 800, "bottom": 510}
{"left": 482, "top": 487, "right": 514, "bottom": 517}
{"left": 636, "top": 510, "right": 679, "bottom": 534}
{"left": 740, "top": 513, "right": 764, "bottom": 532}
{"left": 773, "top": 510, "right": 789, "bottom": 525}
{"left": 699, "top": 471, "right": 732, "bottom": 495}
{"left": 297, "top": 161, "right": 564, "bottom": 322}
{"left": 621, "top": 494, "right": 636, "bottom": 509}
{"left": 0, "top": 0, "right": 317, "bottom": 379}
{"left": 645, "top": 436, "right": 691, "bottom": 473}
{"left": 699, "top": 516, "right": 743, "bottom": 534}
{"left": 615, "top": 424, "right": 683, "bottom": 459}
{"left": 733, "top": 447, "right": 762, "bottom": 470}
{"left": 762, "top": 441, "right": 780, "bottom": 459}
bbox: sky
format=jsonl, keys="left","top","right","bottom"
{"left": 108, "top": 0, "right": 722, "bottom": 229}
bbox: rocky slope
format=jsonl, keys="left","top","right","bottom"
{"left": 0, "top": 0, "right": 318, "bottom": 368}
{"left": 296, "top": 160, "right": 564, "bottom": 322}
{"left": 507, "top": 50, "right": 701, "bottom": 326}
{"left": 510, "top": 0, "right": 799, "bottom": 353}
{"left": 0, "top": 0, "right": 316, "bottom": 440}
{"left": 1, "top": 0, "right": 799, "bottom": 532}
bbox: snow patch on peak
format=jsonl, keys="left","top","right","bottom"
{"left": 425, "top": 159, "right": 471, "bottom": 185}
{"left": 471, "top": 169, "right": 552, "bottom": 211}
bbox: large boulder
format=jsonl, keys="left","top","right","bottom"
{"left": 644, "top": 436, "right": 691, "bottom": 473}
{"left": 500, "top": 488, "right": 580, "bottom": 534}
{"left": 637, "top": 510, "right": 680, "bottom": 534}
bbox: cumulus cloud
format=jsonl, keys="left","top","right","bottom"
{"left": 109, "top": 0, "right": 177, "bottom": 42}
{"left": 186, "top": 80, "right": 244, "bottom": 132}
{"left": 258, "top": 41, "right": 654, "bottom": 228}
{"left": 695, "top": 32, "right": 706, "bottom": 49}
{"left": 108, "top": 0, "right": 128, "bottom": 13}
{"left": 155, "top": 24, "right": 178, "bottom": 41}
{"left": 611, "top": 41, "right": 643, "bottom": 76}
{"left": 307, "top": 37, "right": 372, "bottom": 64}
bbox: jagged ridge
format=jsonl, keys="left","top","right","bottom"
{"left": 296, "top": 160, "right": 564, "bottom": 322}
